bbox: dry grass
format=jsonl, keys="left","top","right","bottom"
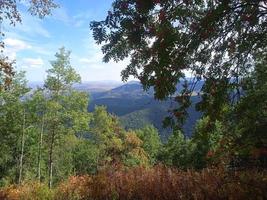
{"left": 1, "top": 166, "right": 266, "bottom": 200}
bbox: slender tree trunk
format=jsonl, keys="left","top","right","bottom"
{"left": 48, "top": 128, "right": 55, "bottom": 189}
{"left": 37, "top": 114, "right": 45, "bottom": 182}
{"left": 18, "top": 110, "right": 26, "bottom": 185}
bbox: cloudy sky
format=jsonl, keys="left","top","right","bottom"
{"left": 2, "top": 0, "right": 130, "bottom": 82}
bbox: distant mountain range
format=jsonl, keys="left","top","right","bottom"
{"left": 88, "top": 81, "right": 203, "bottom": 140}
{"left": 28, "top": 80, "right": 123, "bottom": 93}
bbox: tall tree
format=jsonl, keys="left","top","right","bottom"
{"left": 26, "top": 89, "right": 48, "bottom": 182}
{"left": 44, "top": 47, "right": 82, "bottom": 188}
{"left": 90, "top": 106, "right": 124, "bottom": 169}
{"left": 225, "top": 51, "right": 267, "bottom": 162}
{"left": 0, "top": 71, "right": 29, "bottom": 185}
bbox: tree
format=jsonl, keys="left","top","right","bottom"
{"left": 123, "top": 131, "right": 149, "bottom": 167}
{"left": 90, "top": 106, "right": 150, "bottom": 168}
{"left": 26, "top": 89, "right": 47, "bottom": 182}
{"left": 44, "top": 47, "right": 86, "bottom": 188}
{"left": 90, "top": 106, "right": 124, "bottom": 169}
{"left": 160, "top": 130, "right": 194, "bottom": 169}
{"left": 90, "top": 0, "right": 267, "bottom": 127}
{"left": 0, "top": 56, "right": 15, "bottom": 91}
{"left": 136, "top": 125, "right": 162, "bottom": 164}
{"left": 72, "top": 138, "right": 100, "bottom": 175}
{"left": 225, "top": 51, "right": 267, "bottom": 164}
{"left": 0, "top": 71, "right": 29, "bottom": 185}
{"left": 190, "top": 116, "right": 224, "bottom": 169}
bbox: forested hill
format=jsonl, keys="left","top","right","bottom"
{"left": 88, "top": 81, "right": 203, "bottom": 140}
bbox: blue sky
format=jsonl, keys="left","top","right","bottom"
{"left": 3, "top": 0, "right": 130, "bottom": 82}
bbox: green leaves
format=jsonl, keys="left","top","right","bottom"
{"left": 45, "top": 47, "right": 81, "bottom": 93}
{"left": 136, "top": 125, "right": 162, "bottom": 164}
{"left": 91, "top": 0, "right": 267, "bottom": 128}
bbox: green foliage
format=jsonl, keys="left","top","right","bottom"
{"left": 90, "top": 0, "right": 267, "bottom": 129}
{"left": 225, "top": 52, "right": 267, "bottom": 159}
{"left": 0, "top": 71, "right": 30, "bottom": 185}
{"left": 72, "top": 139, "right": 100, "bottom": 175}
{"left": 43, "top": 47, "right": 91, "bottom": 187}
{"left": 90, "top": 106, "right": 150, "bottom": 168}
{"left": 135, "top": 125, "right": 162, "bottom": 164}
{"left": 160, "top": 130, "right": 194, "bottom": 169}
{"left": 123, "top": 131, "right": 149, "bottom": 167}
{"left": 45, "top": 47, "right": 81, "bottom": 93}
{"left": 0, "top": 48, "right": 93, "bottom": 187}
{"left": 191, "top": 117, "right": 224, "bottom": 169}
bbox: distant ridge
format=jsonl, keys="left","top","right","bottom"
{"left": 88, "top": 81, "right": 203, "bottom": 139}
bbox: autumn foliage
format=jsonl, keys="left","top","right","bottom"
{"left": 1, "top": 166, "right": 266, "bottom": 200}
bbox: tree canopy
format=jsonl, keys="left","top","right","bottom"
{"left": 90, "top": 0, "right": 267, "bottom": 126}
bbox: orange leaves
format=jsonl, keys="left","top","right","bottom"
{"left": 125, "top": 132, "right": 143, "bottom": 147}
{"left": 0, "top": 182, "right": 53, "bottom": 200}
{"left": 55, "top": 166, "right": 267, "bottom": 200}
{"left": 1, "top": 167, "right": 267, "bottom": 200}
{"left": 0, "top": 57, "right": 15, "bottom": 91}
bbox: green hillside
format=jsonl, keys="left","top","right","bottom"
{"left": 89, "top": 82, "right": 202, "bottom": 139}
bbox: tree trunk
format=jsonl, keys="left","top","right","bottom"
{"left": 37, "top": 114, "right": 45, "bottom": 182}
{"left": 18, "top": 110, "right": 26, "bottom": 185}
{"left": 48, "top": 128, "right": 55, "bottom": 189}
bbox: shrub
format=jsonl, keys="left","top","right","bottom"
{"left": 56, "top": 166, "right": 267, "bottom": 200}
{"left": 0, "top": 182, "right": 53, "bottom": 200}
{"left": 1, "top": 167, "right": 266, "bottom": 200}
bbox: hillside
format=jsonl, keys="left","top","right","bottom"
{"left": 88, "top": 81, "right": 202, "bottom": 139}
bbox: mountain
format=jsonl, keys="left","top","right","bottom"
{"left": 88, "top": 81, "right": 203, "bottom": 140}
{"left": 74, "top": 81, "right": 123, "bottom": 93}
{"left": 28, "top": 81, "right": 123, "bottom": 93}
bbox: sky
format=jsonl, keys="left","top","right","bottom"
{"left": 2, "top": 0, "right": 130, "bottom": 82}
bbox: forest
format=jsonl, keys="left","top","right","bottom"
{"left": 0, "top": 0, "right": 267, "bottom": 199}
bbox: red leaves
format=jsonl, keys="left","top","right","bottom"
{"left": 153, "top": 0, "right": 161, "bottom": 4}
{"left": 159, "top": 10, "right": 166, "bottom": 21}
{"left": 120, "top": 2, "right": 129, "bottom": 10}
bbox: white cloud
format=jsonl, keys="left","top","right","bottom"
{"left": 4, "top": 38, "right": 31, "bottom": 51}
{"left": 3, "top": 38, "right": 31, "bottom": 60}
{"left": 21, "top": 58, "right": 44, "bottom": 68}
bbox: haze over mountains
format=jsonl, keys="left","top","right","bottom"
{"left": 28, "top": 80, "right": 203, "bottom": 140}
{"left": 87, "top": 80, "right": 203, "bottom": 140}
